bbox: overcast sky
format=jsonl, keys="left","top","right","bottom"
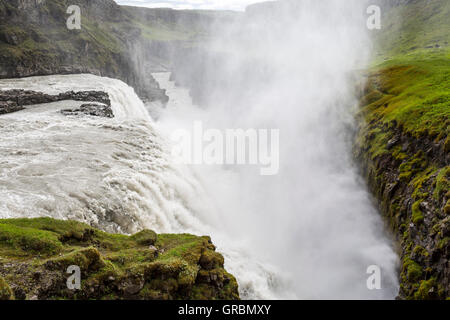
{"left": 114, "top": 0, "right": 269, "bottom": 11}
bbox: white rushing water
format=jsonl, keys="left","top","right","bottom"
{"left": 0, "top": 74, "right": 284, "bottom": 299}
{"left": 151, "top": 72, "right": 400, "bottom": 300}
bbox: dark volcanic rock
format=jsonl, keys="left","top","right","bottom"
{"left": 0, "top": 100, "right": 24, "bottom": 114}
{"left": 0, "top": 89, "right": 111, "bottom": 115}
{"left": 61, "top": 103, "right": 113, "bottom": 118}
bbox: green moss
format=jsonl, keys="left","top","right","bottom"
{"left": 444, "top": 201, "right": 450, "bottom": 215}
{"left": 414, "top": 278, "right": 437, "bottom": 300}
{"left": 363, "top": 58, "right": 450, "bottom": 140}
{"left": 199, "top": 250, "right": 225, "bottom": 270}
{"left": 0, "top": 218, "right": 239, "bottom": 300}
{"left": 413, "top": 245, "right": 429, "bottom": 257}
{"left": 403, "top": 258, "right": 423, "bottom": 282}
{"left": 0, "top": 276, "right": 14, "bottom": 300}
{"left": 437, "top": 237, "right": 449, "bottom": 250}
{"left": 45, "top": 247, "right": 106, "bottom": 272}
{"left": 0, "top": 222, "right": 63, "bottom": 255}
{"left": 412, "top": 201, "right": 425, "bottom": 224}
{"left": 444, "top": 137, "right": 450, "bottom": 153}
{"left": 155, "top": 233, "right": 207, "bottom": 265}
{"left": 130, "top": 229, "right": 157, "bottom": 246}
{"left": 0, "top": 217, "right": 94, "bottom": 242}
{"left": 434, "top": 167, "right": 450, "bottom": 200}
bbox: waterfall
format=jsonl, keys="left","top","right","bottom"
{"left": 0, "top": 73, "right": 282, "bottom": 299}
{"left": 150, "top": 0, "right": 400, "bottom": 300}
{"left": 0, "top": 74, "right": 150, "bottom": 121}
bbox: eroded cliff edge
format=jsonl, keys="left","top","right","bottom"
{"left": 0, "top": 218, "right": 239, "bottom": 300}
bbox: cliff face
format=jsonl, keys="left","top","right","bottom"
{"left": 0, "top": 0, "right": 161, "bottom": 100}
{"left": 0, "top": 0, "right": 157, "bottom": 102}
{"left": 354, "top": 0, "right": 449, "bottom": 299}
{"left": 0, "top": 0, "right": 235, "bottom": 103}
{"left": 0, "top": 218, "right": 239, "bottom": 300}
{"left": 355, "top": 64, "right": 449, "bottom": 299}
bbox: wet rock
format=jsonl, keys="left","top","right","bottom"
{"left": 0, "top": 89, "right": 111, "bottom": 115}
{"left": 119, "top": 277, "right": 145, "bottom": 296}
{"left": 0, "top": 100, "right": 24, "bottom": 114}
{"left": 61, "top": 103, "right": 114, "bottom": 118}
{"left": 387, "top": 135, "right": 400, "bottom": 149}
{"left": 12, "top": 287, "right": 26, "bottom": 300}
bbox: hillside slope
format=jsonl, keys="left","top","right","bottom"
{"left": 355, "top": 0, "right": 449, "bottom": 299}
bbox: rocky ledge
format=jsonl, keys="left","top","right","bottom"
{"left": 0, "top": 218, "right": 239, "bottom": 300}
{"left": 61, "top": 103, "right": 114, "bottom": 118}
{"left": 0, "top": 89, "right": 111, "bottom": 115}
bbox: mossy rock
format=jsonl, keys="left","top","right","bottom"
{"left": 0, "top": 218, "right": 239, "bottom": 300}
{"left": 44, "top": 247, "right": 106, "bottom": 272}
{"left": 0, "top": 277, "right": 14, "bottom": 300}
{"left": 403, "top": 258, "right": 423, "bottom": 282}
{"left": 411, "top": 201, "right": 424, "bottom": 225}
{"left": 199, "top": 250, "right": 225, "bottom": 270}
{"left": 130, "top": 229, "right": 157, "bottom": 246}
{"left": 414, "top": 278, "right": 438, "bottom": 300}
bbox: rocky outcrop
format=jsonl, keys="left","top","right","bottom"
{"left": 61, "top": 103, "right": 113, "bottom": 118}
{"left": 0, "top": 89, "right": 110, "bottom": 114}
{"left": 0, "top": 218, "right": 240, "bottom": 300}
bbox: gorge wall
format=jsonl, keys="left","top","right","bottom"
{"left": 354, "top": 0, "right": 449, "bottom": 299}
{"left": 0, "top": 0, "right": 231, "bottom": 103}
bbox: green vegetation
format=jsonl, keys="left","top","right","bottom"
{"left": 363, "top": 56, "right": 450, "bottom": 139}
{"left": 373, "top": 0, "right": 450, "bottom": 61}
{"left": 403, "top": 258, "right": 422, "bottom": 282}
{"left": 411, "top": 201, "right": 424, "bottom": 224}
{"left": 0, "top": 218, "right": 239, "bottom": 300}
{"left": 0, "top": 276, "right": 13, "bottom": 300}
{"left": 355, "top": 0, "right": 449, "bottom": 300}
{"left": 414, "top": 278, "right": 437, "bottom": 300}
